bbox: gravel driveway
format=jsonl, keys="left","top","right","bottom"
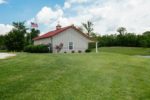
{"left": 0, "top": 53, "right": 16, "bottom": 59}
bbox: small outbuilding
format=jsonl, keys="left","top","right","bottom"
{"left": 33, "top": 24, "right": 95, "bottom": 53}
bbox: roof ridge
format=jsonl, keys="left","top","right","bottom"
{"left": 33, "top": 25, "right": 94, "bottom": 41}
{"left": 33, "top": 26, "right": 71, "bottom": 40}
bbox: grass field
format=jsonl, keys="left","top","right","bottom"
{"left": 97, "top": 47, "right": 150, "bottom": 55}
{"left": 0, "top": 50, "right": 7, "bottom": 52}
{"left": 0, "top": 47, "right": 150, "bottom": 100}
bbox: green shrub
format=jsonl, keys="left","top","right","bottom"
{"left": 78, "top": 50, "right": 82, "bottom": 53}
{"left": 88, "top": 42, "right": 95, "bottom": 49}
{"left": 24, "top": 45, "right": 49, "bottom": 53}
{"left": 0, "top": 45, "right": 6, "bottom": 50}
{"left": 85, "top": 49, "right": 91, "bottom": 53}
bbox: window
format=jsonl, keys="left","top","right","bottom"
{"left": 69, "top": 42, "right": 73, "bottom": 50}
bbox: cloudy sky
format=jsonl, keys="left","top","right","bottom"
{"left": 0, "top": 0, "right": 150, "bottom": 35}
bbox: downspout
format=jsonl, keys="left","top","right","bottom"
{"left": 51, "top": 37, "right": 53, "bottom": 53}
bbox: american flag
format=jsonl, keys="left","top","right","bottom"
{"left": 31, "top": 22, "right": 38, "bottom": 28}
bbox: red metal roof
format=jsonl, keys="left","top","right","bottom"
{"left": 33, "top": 25, "right": 94, "bottom": 41}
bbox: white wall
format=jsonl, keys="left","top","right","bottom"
{"left": 34, "top": 38, "right": 52, "bottom": 45}
{"left": 52, "top": 28, "right": 91, "bottom": 53}
{"left": 34, "top": 28, "right": 92, "bottom": 53}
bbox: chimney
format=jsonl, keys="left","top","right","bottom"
{"left": 56, "top": 24, "right": 61, "bottom": 30}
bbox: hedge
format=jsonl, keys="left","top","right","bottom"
{"left": 88, "top": 42, "right": 96, "bottom": 49}
{"left": 85, "top": 49, "right": 92, "bottom": 53}
{"left": 24, "top": 45, "right": 49, "bottom": 53}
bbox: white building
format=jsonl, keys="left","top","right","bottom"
{"left": 33, "top": 24, "right": 95, "bottom": 53}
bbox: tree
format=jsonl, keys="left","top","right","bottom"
{"left": 5, "top": 22, "right": 27, "bottom": 51}
{"left": 82, "top": 21, "right": 94, "bottom": 36}
{"left": 98, "top": 34, "right": 117, "bottom": 47}
{"left": 26, "top": 28, "right": 40, "bottom": 45}
{"left": 95, "top": 28, "right": 150, "bottom": 48}
{"left": 117, "top": 27, "right": 127, "bottom": 35}
{"left": 139, "top": 31, "right": 150, "bottom": 47}
{"left": 121, "top": 33, "right": 138, "bottom": 47}
{"left": 0, "top": 35, "right": 5, "bottom": 50}
{"left": 91, "top": 32, "right": 99, "bottom": 40}
{"left": 143, "top": 31, "right": 150, "bottom": 36}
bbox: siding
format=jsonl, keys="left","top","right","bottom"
{"left": 34, "top": 38, "right": 52, "bottom": 45}
{"left": 52, "top": 28, "right": 90, "bottom": 53}
{"left": 34, "top": 28, "right": 92, "bottom": 53}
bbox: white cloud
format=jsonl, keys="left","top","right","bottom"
{"left": 0, "top": 0, "right": 6, "bottom": 4}
{"left": 67, "top": 0, "right": 89, "bottom": 4}
{"left": 35, "top": 6, "right": 63, "bottom": 25}
{"left": 28, "top": 0, "right": 150, "bottom": 35}
{"left": 63, "top": 2, "right": 71, "bottom": 9}
{"left": 0, "top": 24, "right": 13, "bottom": 35}
{"left": 63, "top": 0, "right": 90, "bottom": 9}
{"left": 62, "top": 0, "right": 150, "bottom": 34}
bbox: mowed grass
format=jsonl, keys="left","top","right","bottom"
{"left": 0, "top": 48, "right": 150, "bottom": 100}
{"left": 97, "top": 47, "right": 150, "bottom": 55}
{"left": 0, "top": 50, "right": 7, "bottom": 52}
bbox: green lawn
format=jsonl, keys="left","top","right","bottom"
{"left": 97, "top": 47, "right": 150, "bottom": 55}
{"left": 0, "top": 48, "right": 150, "bottom": 100}
{"left": 0, "top": 50, "right": 7, "bottom": 52}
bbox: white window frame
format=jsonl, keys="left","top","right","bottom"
{"left": 68, "top": 42, "right": 74, "bottom": 50}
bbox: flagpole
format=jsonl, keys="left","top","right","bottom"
{"left": 30, "top": 22, "right": 38, "bottom": 45}
{"left": 30, "top": 28, "right": 32, "bottom": 45}
{"left": 30, "top": 23, "right": 32, "bottom": 45}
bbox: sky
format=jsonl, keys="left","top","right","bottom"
{"left": 0, "top": 0, "right": 150, "bottom": 35}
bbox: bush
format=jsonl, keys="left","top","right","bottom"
{"left": 85, "top": 49, "right": 91, "bottom": 53}
{"left": 72, "top": 50, "right": 75, "bottom": 53}
{"left": 88, "top": 42, "right": 95, "bottom": 49}
{"left": 78, "top": 50, "right": 82, "bottom": 53}
{"left": 24, "top": 45, "right": 49, "bottom": 53}
{"left": 0, "top": 45, "right": 6, "bottom": 50}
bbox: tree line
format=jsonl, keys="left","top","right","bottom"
{"left": 0, "top": 21, "right": 150, "bottom": 52}
{"left": 81, "top": 22, "right": 150, "bottom": 48}
{"left": 0, "top": 22, "right": 40, "bottom": 51}
{"left": 97, "top": 28, "right": 150, "bottom": 48}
